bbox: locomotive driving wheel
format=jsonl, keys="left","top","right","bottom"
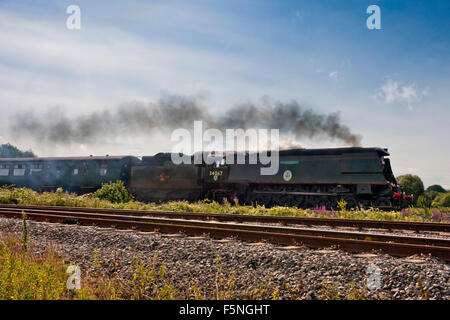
{"left": 292, "top": 195, "right": 305, "bottom": 208}
{"left": 317, "top": 196, "right": 334, "bottom": 210}
{"left": 304, "top": 196, "right": 317, "bottom": 209}
{"left": 254, "top": 193, "right": 271, "bottom": 207}
{"left": 374, "top": 197, "right": 392, "bottom": 209}
{"left": 343, "top": 196, "right": 360, "bottom": 209}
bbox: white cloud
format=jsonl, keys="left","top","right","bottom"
{"left": 0, "top": 7, "right": 318, "bottom": 120}
{"left": 376, "top": 79, "right": 426, "bottom": 111}
{"left": 0, "top": 9, "right": 269, "bottom": 123}
{"left": 328, "top": 71, "right": 339, "bottom": 80}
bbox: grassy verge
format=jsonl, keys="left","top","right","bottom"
{"left": 0, "top": 230, "right": 296, "bottom": 300}
{"left": 1, "top": 231, "right": 388, "bottom": 300}
{"left": 0, "top": 232, "right": 76, "bottom": 299}
{"left": 0, "top": 186, "right": 448, "bottom": 223}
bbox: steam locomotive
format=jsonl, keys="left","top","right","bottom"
{"left": 0, "top": 147, "right": 411, "bottom": 209}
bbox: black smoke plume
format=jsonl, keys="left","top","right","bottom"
{"left": 9, "top": 95, "right": 362, "bottom": 146}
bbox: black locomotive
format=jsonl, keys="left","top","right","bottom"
{"left": 0, "top": 147, "right": 411, "bottom": 209}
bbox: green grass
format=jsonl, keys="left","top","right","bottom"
{"left": 1, "top": 230, "right": 375, "bottom": 300}
{"left": 0, "top": 233, "right": 73, "bottom": 299}
{"left": 0, "top": 231, "right": 297, "bottom": 300}
{"left": 0, "top": 230, "right": 395, "bottom": 300}
{"left": 0, "top": 186, "right": 449, "bottom": 223}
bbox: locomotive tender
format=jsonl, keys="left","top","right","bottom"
{"left": 0, "top": 147, "right": 410, "bottom": 209}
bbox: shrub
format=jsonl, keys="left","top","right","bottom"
{"left": 396, "top": 174, "right": 424, "bottom": 205}
{"left": 424, "top": 190, "right": 441, "bottom": 203}
{"left": 93, "top": 180, "right": 133, "bottom": 203}
{"left": 432, "top": 192, "right": 450, "bottom": 208}
{"left": 416, "top": 195, "right": 430, "bottom": 209}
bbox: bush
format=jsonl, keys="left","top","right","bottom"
{"left": 396, "top": 174, "right": 424, "bottom": 205}
{"left": 93, "top": 180, "right": 133, "bottom": 203}
{"left": 416, "top": 195, "right": 431, "bottom": 209}
{"left": 424, "top": 190, "right": 441, "bottom": 203}
{"left": 432, "top": 192, "right": 450, "bottom": 208}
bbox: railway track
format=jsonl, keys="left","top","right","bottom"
{"left": 0, "top": 204, "right": 449, "bottom": 261}
{"left": 1, "top": 204, "right": 449, "bottom": 232}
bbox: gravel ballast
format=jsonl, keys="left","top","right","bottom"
{"left": 1, "top": 217, "right": 448, "bottom": 300}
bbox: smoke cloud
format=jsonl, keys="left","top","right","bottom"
{"left": 9, "top": 95, "right": 362, "bottom": 147}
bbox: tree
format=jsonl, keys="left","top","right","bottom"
{"left": 0, "top": 143, "right": 36, "bottom": 158}
{"left": 396, "top": 174, "right": 424, "bottom": 205}
{"left": 426, "top": 184, "right": 447, "bottom": 193}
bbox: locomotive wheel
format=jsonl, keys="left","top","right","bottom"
{"left": 304, "top": 196, "right": 317, "bottom": 209}
{"left": 292, "top": 195, "right": 305, "bottom": 208}
{"left": 329, "top": 197, "right": 338, "bottom": 210}
{"left": 254, "top": 194, "right": 271, "bottom": 207}
{"left": 359, "top": 199, "right": 372, "bottom": 209}
{"left": 375, "top": 197, "right": 392, "bottom": 208}
{"left": 279, "top": 195, "right": 292, "bottom": 207}
{"left": 317, "top": 196, "right": 335, "bottom": 210}
{"left": 286, "top": 195, "right": 297, "bottom": 207}
{"left": 271, "top": 194, "right": 281, "bottom": 206}
{"left": 316, "top": 196, "right": 329, "bottom": 208}
{"left": 344, "top": 196, "right": 359, "bottom": 209}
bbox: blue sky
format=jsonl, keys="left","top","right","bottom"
{"left": 0, "top": 0, "right": 449, "bottom": 188}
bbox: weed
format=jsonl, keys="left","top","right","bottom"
{"left": 21, "top": 211, "right": 28, "bottom": 251}
{"left": 417, "top": 276, "right": 430, "bottom": 300}
{"left": 337, "top": 199, "right": 347, "bottom": 215}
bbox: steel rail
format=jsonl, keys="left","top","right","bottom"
{"left": 0, "top": 207, "right": 449, "bottom": 247}
{"left": 0, "top": 204, "right": 448, "bottom": 232}
{"left": 0, "top": 207, "right": 449, "bottom": 261}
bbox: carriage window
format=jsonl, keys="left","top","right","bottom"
{"left": 30, "top": 163, "right": 43, "bottom": 174}
{"left": 100, "top": 164, "right": 107, "bottom": 176}
{"left": 0, "top": 164, "right": 8, "bottom": 176}
{"left": 73, "top": 168, "right": 79, "bottom": 175}
{"left": 13, "top": 164, "right": 25, "bottom": 176}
